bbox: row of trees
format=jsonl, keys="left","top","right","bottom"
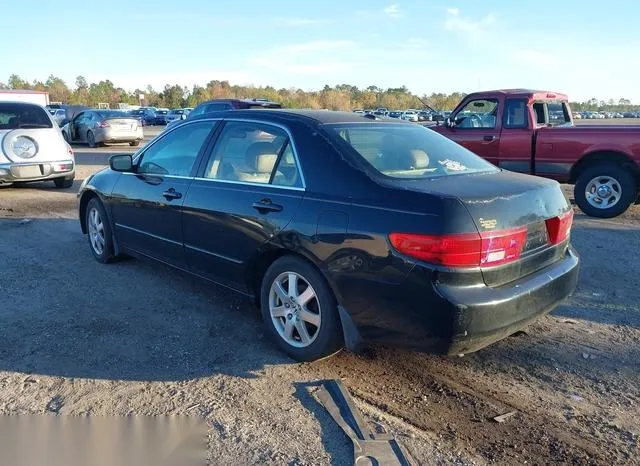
{"left": 2, "top": 74, "right": 640, "bottom": 112}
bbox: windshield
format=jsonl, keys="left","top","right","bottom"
{"left": 0, "top": 103, "right": 53, "bottom": 129}
{"left": 327, "top": 123, "right": 498, "bottom": 179}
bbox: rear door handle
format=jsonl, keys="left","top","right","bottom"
{"left": 483, "top": 135, "right": 497, "bottom": 142}
{"left": 162, "top": 188, "right": 182, "bottom": 201}
{"left": 252, "top": 199, "right": 283, "bottom": 213}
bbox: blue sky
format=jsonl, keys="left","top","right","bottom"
{"left": 4, "top": 1, "right": 640, "bottom": 102}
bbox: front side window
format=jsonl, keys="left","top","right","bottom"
{"left": 328, "top": 123, "right": 498, "bottom": 179}
{"left": 203, "top": 121, "right": 303, "bottom": 187}
{"left": 453, "top": 99, "right": 499, "bottom": 129}
{"left": 137, "top": 121, "right": 216, "bottom": 177}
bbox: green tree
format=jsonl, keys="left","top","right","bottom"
{"left": 8, "top": 74, "right": 30, "bottom": 89}
{"left": 45, "top": 75, "right": 71, "bottom": 103}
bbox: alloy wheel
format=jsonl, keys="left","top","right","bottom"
{"left": 585, "top": 176, "right": 622, "bottom": 209}
{"left": 269, "top": 271, "right": 322, "bottom": 348}
{"left": 87, "top": 207, "right": 105, "bottom": 255}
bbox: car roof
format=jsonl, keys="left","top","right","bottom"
{"left": 465, "top": 88, "right": 569, "bottom": 100}
{"left": 189, "top": 109, "right": 414, "bottom": 125}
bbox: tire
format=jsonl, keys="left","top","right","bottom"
{"left": 129, "top": 140, "right": 140, "bottom": 147}
{"left": 62, "top": 131, "right": 70, "bottom": 144}
{"left": 574, "top": 163, "right": 637, "bottom": 218}
{"left": 260, "top": 256, "right": 344, "bottom": 361}
{"left": 85, "top": 198, "right": 116, "bottom": 263}
{"left": 87, "top": 130, "right": 97, "bottom": 148}
{"left": 53, "top": 177, "right": 74, "bottom": 189}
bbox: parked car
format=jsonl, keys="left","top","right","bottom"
{"left": 61, "top": 108, "right": 143, "bottom": 147}
{"left": 400, "top": 110, "right": 419, "bottom": 122}
{"left": 431, "top": 89, "right": 640, "bottom": 218}
{"left": 164, "top": 98, "right": 282, "bottom": 131}
{"left": 48, "top": 108, "right": 67, "bottom": 126}
{"left": 166, "top": 108, "right": 190, "bottom": 123}
{"left": 0, "top": 101, "right": 75, "bottom": 188}
{"left": 77, "top": 109, "right": 579, "bottom": 361}
{"left": 127, "top": 108, "right": 156, "bottom": 126}
{"left": 153, "top": 108, "right": 170, "bottom": 125}
{"left": 387, "top": 111, "right": 402, "bottom": 119}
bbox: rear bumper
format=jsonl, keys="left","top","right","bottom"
{"left": 338, "top": 245, "right": 579, "bottom": 355}
{"left": 438, "top": 246, "right": 580, "bottom": 355}
{"left": 0, "top": 160, "right": 75, "bottom": 184}
{"left": 96, "top": 128, "right": 143, "bottom": 143}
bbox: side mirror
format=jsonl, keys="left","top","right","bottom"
{"left": 109, "top": 154, "right": 133, "bottom": 172}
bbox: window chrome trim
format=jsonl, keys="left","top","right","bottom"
{"left": 192, "top": 176, "right": 305, "bottom": 191}
{"left": 209, "top": 118, "right": 307, "bottom": 190}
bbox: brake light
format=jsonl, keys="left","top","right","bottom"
{"left": 545, "top": 210, "right": 573, "bottom": 245}
{"left": 389, "top": 226, "right": 527, "bottom": 268}
{"left": 96, "top": 120, "right": 110, "bottom": 128}
{"left": 66, "top": 144, "right": 73, "bottom": 157}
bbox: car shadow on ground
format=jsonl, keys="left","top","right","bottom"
{"left": 0, "top": 217, "right": 638, "bottom": 384}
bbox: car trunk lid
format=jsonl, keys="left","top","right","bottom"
{"left": 391, "top": 170, "right": 572, "bottom": 286}
{"left": 104, "top": 118, "right": 138, "bottom": 131}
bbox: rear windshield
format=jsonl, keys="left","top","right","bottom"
{"left": 97, "top": 110, "right": 128, "bottom": 119}
{"left": 169, "top": 109, "right": 184, "bottom": 114}
{"left": 327, "top": 123, "right": 498, "bottom": 179}
{"left": 156, "top": 110, "right": 168, "bottom": 115}
{"left": 0, "top": 103, "right": 52, "bottom": 129}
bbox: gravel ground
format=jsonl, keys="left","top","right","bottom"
{"left": 0, "top": 144, "right": 639, "bottom": 465}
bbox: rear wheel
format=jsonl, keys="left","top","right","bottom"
{"left": 53, "top": 176, "right": 74, "bottom": 189}
{"left": 574, "top": 163, "right": 636, "bottom": 218}
{"left": 260, "top": 256, "right": 343, "bottom": 361}
{"left": 87, "top": 130, "right": 97, "bottom": 148}
{"left": 129, "top": 140, "right": 140, "bottom": 147}
{"left": 85, "top": 198, "right": 116, "bottom": 263}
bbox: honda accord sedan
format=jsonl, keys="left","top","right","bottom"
{"left": 77, "top": 110, "right": 579, "bottom": 361}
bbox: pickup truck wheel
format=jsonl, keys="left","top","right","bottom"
{"left": 574, "top": 164, "right": 636, "bottom": 218}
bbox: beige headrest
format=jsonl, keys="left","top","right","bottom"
{"left": 255, "top": 153, "right": 278, "bottom": 174}
{"left": 408, "top": 149, "right": 429, "bottom": 169}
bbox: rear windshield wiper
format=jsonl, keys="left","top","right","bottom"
{"left": 18, "top": 124, "right": 51, "bottom": 128}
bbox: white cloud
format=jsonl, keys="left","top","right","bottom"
{"left": 279, "top": 40, "right": 354, "bottom": 54}
{"left": 444, "top": 12, "right": 496, "bottom": 34}
{"left": 384, "top": 4, "right": 402, "bottom": 18}
{"left": 446, "top": 7, "right": 460, "bottom": 16}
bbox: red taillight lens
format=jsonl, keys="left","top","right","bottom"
{"left": 389, "top": 226, "right": 528, "bottom": 268}
{"left": 96, "top": 120, "right": 110, "bottom": 128}
{"left": 66, "top": 144, "right": 73, "bottom": 157}
{"left": 545, "top": 209, "right": 573, "bottom": 245}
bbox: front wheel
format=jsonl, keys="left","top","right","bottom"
{"left": 574, "top": 164, "right": 637, "bottom": 218}
{"left": 260, "top": 256, "right": 344, "bottom": 361}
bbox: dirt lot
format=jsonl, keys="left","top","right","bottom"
{"left": 0, "top": 135, "right": 639, "bottom": 465}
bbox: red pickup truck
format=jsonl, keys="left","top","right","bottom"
{"left": 430, "top": 89, "right": 640, "bottom": 218}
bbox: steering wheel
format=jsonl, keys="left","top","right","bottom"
{"left": 470, "top": 114, "right": 483, "bottom": 128}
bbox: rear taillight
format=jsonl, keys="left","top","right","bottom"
{"left": 389, "top": 226, "right": 528, "bottom": 268}
{"left": 545, "top": 209, "right": 573, "bottom": 245}
{"left": 66, "top": 144, "right": 73, "bottom": 157}
{"left": 96, "top": 120, "right": 110, "bottom": 128}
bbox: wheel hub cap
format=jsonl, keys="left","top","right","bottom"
{"left": 585, "top": 176, "right": 621, "bottom": 209}
{"left": 596, "top": 185, "right": 612, "bottom": 198}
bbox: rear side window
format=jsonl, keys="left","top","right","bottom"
{"left": 503, "top": 99, "right": 528, "bottom": 129}
{"left": 546, "top": 101, "right": 570, "bottom": 126}
{"left": 328, "top": 123, "right": 498, "bottom": 179}
{"left": 0, "top": 103, "right": 52, "bottom": 129}
{"left": 203, "top": 121, "right": 303, "bottom": 187}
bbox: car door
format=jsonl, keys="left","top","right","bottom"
{"left": 109, "top": 119, "right": 219, "bottom": 269}
{"left": 181, "top": 120, "right": 305, "bottom": 292}
{"left": 439, "top": 98, "right": 502, "bottom": 165}
{"left": 72, "top": 112, "right": 87, "bottom": 141}
{"left": 496, "top": 98, "right": 533, "bottom": 173}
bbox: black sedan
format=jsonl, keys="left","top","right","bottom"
{"left": 77, "top": 110, "right": 579, "bottom": 361}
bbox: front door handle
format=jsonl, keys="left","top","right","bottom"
{"left": 162, "top": 188, "right": 182, "bottom": 201}
{"left": 483, "top": 135, "right": 496, "bottom": 142}
{"left": 252, "top": 198, "right": 283, "bottom": 213}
